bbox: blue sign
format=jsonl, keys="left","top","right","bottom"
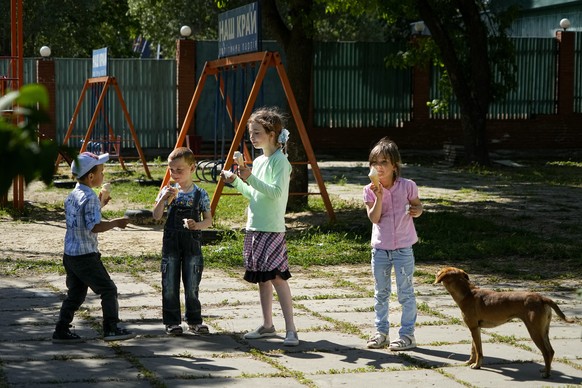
{"left": 92, "top": 47, "right": 108, "bottom": 77}
{"left": 218, "top": 2, "right": 261, "bottom": 58}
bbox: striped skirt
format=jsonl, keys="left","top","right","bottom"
{"left": 243, "top": 231, "right": 291, "bottom": 283}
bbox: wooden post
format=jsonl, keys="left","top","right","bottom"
{"left": 176, "top": 38, "right": 197, "bottom": 143}
{"left": 556, "top": 30, "right": 574, "bottom": 116}
{"left": 36, "top": 57, "right": 56, "bottom": 140}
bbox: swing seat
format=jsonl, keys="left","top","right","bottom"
{"left": 107, "top": 135, "right": 122, "bottom": 157}
{"left": 80, "top": 135, "right": 121, "bottom": 157}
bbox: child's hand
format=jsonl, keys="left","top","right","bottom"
{"left": 371, "top": 183, "right": 383, "bottom": 200}
{"left": 237, "top": 165, "right": 251, "bottom": 182}
{"left": 115, "top": 217, "right": 130, "bottom": 229}
{"left": 99, "top": 191, "right": 111, "bottom": 207}
{"left": 220, "top": 170, "right": 236, "bottom": 183}
{"left": 163, "top": 185, "right": 177, "bottom": 203}
{"left": 407, "top": 204, "right": 423, "bottom": 218}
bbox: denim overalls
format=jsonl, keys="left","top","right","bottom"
{"left": 161, "top": 188, "right": 204, "bottom": 326}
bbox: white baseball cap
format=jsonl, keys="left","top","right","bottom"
{"left": 71, "top": 152, "right": 109, "bottom": 178}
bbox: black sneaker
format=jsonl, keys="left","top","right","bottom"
{"left": 103, "top": 327, "right": 137, "bottom": 342}
{"left": 52, "top": 326, "right": 84, "bottom": 344}
{"left": 165, "top": 324, "right": 183, "bottom": 335}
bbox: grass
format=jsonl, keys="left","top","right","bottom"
{"left": 2, "top": 153, "right": 582, "bottom": 281}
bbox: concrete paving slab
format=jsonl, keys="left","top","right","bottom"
{"left": 139, "top": 355, "right": 280, "bottom": 379}
{"left": 0, "top": 340, "right": 114, "bottom": 361}
{"left": 202, "top": 290, "right": 260, "bottom": 306}
{"left": 441, "top": 360, "right": 582, "bottom": 387}
{"left": 3, "top": 358, "right": 140, "bottom": 385}
{"left": 274, "top": 347, "right": 412, "bottom": 374}
{"left": 297, "top": 297, "right": 373, "bottom": 313}
{"left": 1, "top": 266, "right": 581, "bottom": 388}
{"left": 122, "top": 334, "right": 248, "bottom": 357}
{"left": 481, "top": 320, "right": 579, "bottom": 339}
{"left": 164, "top": 377, "right": 305, "bottom": 387}
{"left": 308, "top": 369, "right": 466, "bottom": 388}
{"left": 408, "top": 342, "right": 547, "bottom": 369}
{"left": 517, "top": 337, "right": 582, "bottom": 361}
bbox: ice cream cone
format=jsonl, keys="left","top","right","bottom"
{"left": 100, "top": 183, "right": 112, "bottom": 203}
{"left": 167, "top": 181, "right": 176, "bottom": 205}
{"left": 233, "top": 151, "right": 244, "bottom": 166}
{"left": 368, "top": 167, "right": 380, "bottom": 187}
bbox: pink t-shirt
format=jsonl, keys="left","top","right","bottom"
{"left": 363, "top": 177, "right": 419, "bottom": 250}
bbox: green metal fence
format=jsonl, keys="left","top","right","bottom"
{"left": 5, "top": 36, "right": 578, "bottom": 149}
{"left": 314, "top": 42, "right": 411, "bottom": 128}
{"left": 430, "top": 37, "right": 557, "bottom": 119}
{"left": 53, "top": 58, "right": 176, "bottom": 150}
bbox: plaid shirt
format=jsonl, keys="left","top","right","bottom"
{"left": 64, "top": 183, "right": 102, "bottom": 256}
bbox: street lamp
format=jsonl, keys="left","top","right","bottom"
{"left": 180, "top": 25, "right": 192, "bottom": 39}
{"left": 559, "top": 18, "right": 571, "bottom": 31}
{"left": 39, "top": 45, "right": 51, "bottom": 59}
{"left": 414, "top": 21, "right": 426, "bottom": 35}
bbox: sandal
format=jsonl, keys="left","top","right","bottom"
{"left": 188, "top": 323, "right": 209, "bottom": 334}
{"left": 389, "top": 335, "right": 416, "bottom": 351}
{"left": 366, "top": 332, "right": 388, "bottom": 349}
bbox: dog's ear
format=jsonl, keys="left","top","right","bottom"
{"left": 435, "top": 267, "right": 468, "bottom": 284}
{"left": 434, "top": 268, "right": 450, "bottom": 284}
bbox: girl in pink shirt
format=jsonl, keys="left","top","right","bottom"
{"left": 362, "top": 137, "right": 423, "bottom": 351}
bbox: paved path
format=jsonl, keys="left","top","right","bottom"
{"left": 1, "top": 158, "right": 581, "bottom": 387}
{"left": 1, "top": 266, "right": 580, "bottom": 387}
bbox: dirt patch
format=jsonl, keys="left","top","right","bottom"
{"left": 1, "top": 160, "right": 580, "bottom": 271}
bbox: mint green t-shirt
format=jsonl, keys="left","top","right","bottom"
{"left": 233, "top": 148, "right": 291, "bottom": 233}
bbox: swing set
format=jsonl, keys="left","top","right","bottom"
{"left": 162, "top": 50, "right": 335, "bottom": 221}
{"left": 55, "top": 76, "right": 152, "bottom": 179}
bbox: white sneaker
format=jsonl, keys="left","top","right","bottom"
{"left": 243, "top": 325, "right": 276, "bottom": 339}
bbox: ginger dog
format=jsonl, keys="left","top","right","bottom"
{"left": 435, "top": 267, "right": 573, "bottom": 378}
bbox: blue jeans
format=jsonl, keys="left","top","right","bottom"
{"left": 161, "top": 231, "right": 204, "bottom": 326}
{"left": 371, "top": 247, "right": 417, "bottom": 337}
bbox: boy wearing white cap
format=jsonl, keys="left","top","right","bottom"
{"left": 53, "top": 152, "right": 135, "bottom": 343}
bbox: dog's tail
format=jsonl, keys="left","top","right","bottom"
{"left": 545, "top": 297, "right": 575, "bottom": 323}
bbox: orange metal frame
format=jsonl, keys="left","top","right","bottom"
{"left": 55, "top": 76, "right": 152, "bottom": 179}
{"left": 0, "top": 0, "right": 25, "bottom": 209}
{"left": 162, "top": 51, "right": 335, "bottom": 221}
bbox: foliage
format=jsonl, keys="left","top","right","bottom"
{"left": 326, "top": 0, "right": 520, "bottom": 165}
{"left": 0, "top": 0, "right": 140, "bottom": 57}
{"left": 0, "top": 84, "right": 61, "bottom": 197}
{"left": 127, "top": 0, "right": 219, "bottom": 58}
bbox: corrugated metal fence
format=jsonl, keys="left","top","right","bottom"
{"left": 4, "top": 36, "right": 580, "bottom": 149}
{"left": 53, "top": 58, "right": 176, "bottom": 150}
{"left": 430, "top": 37, "right": 558, "bottom": 119}
{"left": 314, "top": 42, "right": 411, "bottom": 128}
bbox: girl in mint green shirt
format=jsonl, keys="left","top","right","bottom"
{"left": 221, "top": 107, "right": 299, "bottom": 347}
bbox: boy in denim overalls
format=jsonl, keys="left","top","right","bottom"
{"left": 153, "top": 147, "right": 213, "bottom": 335}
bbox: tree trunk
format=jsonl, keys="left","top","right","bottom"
{"left": 417, "top": 0, "right": 491, "bottom": 166}
{"left": 459, "top": 107, "right": 490, "bottom": 165}
{"left": 262, "top": 0, "right": 313, "bottom": 209}
{"left": 283, "top": 36, "right": 312, "bottom": 210}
